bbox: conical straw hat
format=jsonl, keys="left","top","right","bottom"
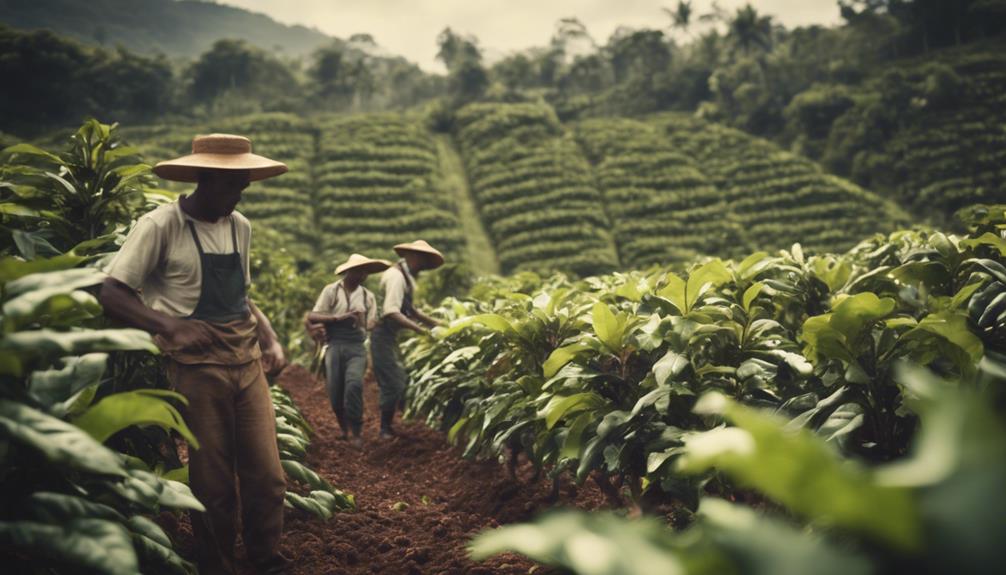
{"left": 336, "top": 253, "right": 393, "bottom": 275}
{"left": 153, "top": 134, "right": 288, "bottom": 183}
{"left": 393, "top": 240, "right": 444, "bottom": 269}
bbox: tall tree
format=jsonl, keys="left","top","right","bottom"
{"left": 727, "top": 4, "right": 775, "bottom": 55}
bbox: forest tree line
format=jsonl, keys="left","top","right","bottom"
{"left": 1, "top": 0, "right": 1004, "bottom": 140}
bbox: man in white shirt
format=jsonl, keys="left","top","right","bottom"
{"left": 372, "top": 240, "right": 444, "bottom": 438}
{"left": 99, "top": 134, "right": 290, "bottom": 575}
{"left": 306, "top": 254, "right": 389, "bottom": 447}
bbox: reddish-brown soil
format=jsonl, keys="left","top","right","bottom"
{"left": 163, "top": 365, "right": 610, "bottom": 574}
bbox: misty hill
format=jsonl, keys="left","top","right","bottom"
{"left": 0, "top": 0, "right": 334, "bottom": 58}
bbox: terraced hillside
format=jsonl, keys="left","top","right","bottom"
{"left": 454, "top": 103, "right": 618, "bottom": 277}
{"left": 883, "top": 52, "right": 1006, "bottom": 217}
{"left": 122, "top": 113, "right": 468, "bottom": 267}
{"left": 574, "top": 118, "right": 747, "bottom": 267}
{"left": 121, "top": 114, "right": 320, "bottom": 256}
{"left": 657, "top": 113, "right": 910, "bottom": 254}
{"left": 314, "top": 114, "right": 465, "bottom": 263}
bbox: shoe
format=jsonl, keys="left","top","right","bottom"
{"left": 378, "top": 428, "right": 396, "bottom": 440}
{"left": 350, "top": 435, "right": 363, "bottom": 448}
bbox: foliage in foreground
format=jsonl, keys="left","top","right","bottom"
{"left": 470, "top": 364, "right": 1006, "bottom": 575}
{"left": 403, "top": 205, "right": 1006, "bottom": 514}
{"left": 0, "top": 120, "right": 354, "bottom": 572}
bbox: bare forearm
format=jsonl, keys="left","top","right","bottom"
{"left": 413, "top": 308, "right": 439, "bottom": 327}
{"left": 306, "top": 311, "right": 346, "bottom": 324}
{"left": 386, "top": 311, "right": 426, "bottom": 333}
{"left": 99, "top": 277, "right": 175, "bottom": 335}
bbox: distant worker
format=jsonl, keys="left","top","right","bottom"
{"left": 305, "top": 254, "right": 390, "bottom": 447}
{"left": 372, "top": 240, "right": 444, "bottom": 438}
{"left": 99, "top": 134, "right": 290, "bottom": 575}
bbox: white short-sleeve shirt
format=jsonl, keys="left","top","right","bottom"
{"left": 312, "top": 280, "right": 377, "bottom": 326}
{"left": 105, "top": 200, "right": 252, "bottom": 318}
{"left": 380, "top": 262, "right": 414, "bottom": 317}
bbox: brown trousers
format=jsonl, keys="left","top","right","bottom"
{"left": 168, "top": 359, "right": 287, "bottom": 574}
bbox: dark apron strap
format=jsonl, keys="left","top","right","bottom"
{"left": 186, "top": 220, "right": 205, "bottom": 255}
{"left": 229, "top": 216, "right": 238, "bottom": 252}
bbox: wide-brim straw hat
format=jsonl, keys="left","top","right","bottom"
{"left": 153, "top": 134, "right": 288, "bottom": 183}
{"left": 336, "top": 253, "right": 392, "bottom": 275}
{"left": 393, "top": 240, "right": 445, "bottom": 269}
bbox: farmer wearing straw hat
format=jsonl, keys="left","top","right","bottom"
{"left": 99, "top": 134, "right": 290, "bottom": 575}
{"left": 372, "top": 240, "right": 444, "bottom": 439}
{"left": 305, "top": 254, "right": 389, "bottom": 447}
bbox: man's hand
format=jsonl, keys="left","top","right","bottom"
{"left": 261, "top": 338, "right": 287, "bottom": 375}
{"left": 155, "top": 318, "right": 218, "bottom": 353}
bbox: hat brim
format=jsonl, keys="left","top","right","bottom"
{"left": 153, "top": 153, "right": 288, "bottom": 183}
{"left": 393, "top": 246, "right": 445, "bottom": 269}
{"left": 336, "top": 260, "right": 392, "bottom": 275}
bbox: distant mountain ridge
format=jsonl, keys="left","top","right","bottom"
{"left": 0, "top": 0, "right": 335, "bottom": 58}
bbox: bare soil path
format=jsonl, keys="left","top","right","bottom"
{"left": 165, "top": 365, "right": 607, "bottom": 574}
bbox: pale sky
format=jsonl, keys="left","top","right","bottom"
{"left": 217, "top": 0, "right": 843, "bottom": 72}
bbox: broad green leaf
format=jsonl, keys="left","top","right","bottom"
{"left": 161, "top": 465, "right": 189, "bottom": 484}
{"left": 592, "top": 302, "right": 626, "bottom": 353}
{"left": 912, "top": 311, "right": 983, "bottom": 363}
{"left": 0, "top": 255, "right": 86, "bottom": 283}
{"left": 679, "top": 393, "right": 920, "bottom": 550}
{"left": 156, "top": 477, "right": 204, "bottom": 511}
{"left": 543, "top": 342, "right": 590, "bottom": 378}
{"left": 72, "top": 389, "right": 198, "bottom": 447}
{"left": 742, "top": 282, "right": 764, "bottom": 312}
{"left": 656, "top": 273, "right": 687, "bottom": 313}
{"left": 28, "top": 492, "right": 124, "bottom": 523}
{"left": 0, "top": 328, "right": 158, "bottom": 376}
{"left": 0, "top": 519, "right": 138, "bottom": 575}
{"left": 0, "top": 399, "right": 126, "bottom": 476}
{"left": 3, "top": 289, "right": 102, "bottom": 332}
{"left": 2, "top": 142, "right": 63, "bottom": 163}
{"left": 699, "top": 499, "right": 873, "bottom": 575}
{"left": 28, "top": 353, "right": 108, "bottom": 408}
{"left": 830, "top": 292, "right": 896, "bottom": 342}
{"left": 469, "top": 511, "right": 685, "bottom": 575}
{"left": 560, "top": 413, "right": 593, "bottom": 460}
{"left": 686, "top": 259, "right": 732, "bottom": 311}
{"left": 4, "top": 267, "right": 105, "bottom": 298}
{"left": 540, "top": 392, "right": 604, "bottom": 429}
{"left": 959, "top": 232, "right": 1006, "bottom": 256}
{"left": 652, "top": 350, "right": 689, "bottom": 385}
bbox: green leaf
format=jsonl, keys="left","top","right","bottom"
{"left": 0, "top": 255, "right": 86, "bottom": 283}
{"left": 540, "top": 392, "right": 604, "bottom": 430}
{"left": 679, "top": 393, "right": 920, "bottom": 550}
{"left": 742, "top": 282, "right": 764, "bottom": 312}
{"left": 28, "top": 353, "right": 108, "bottom": 408}
{"left": 2, "top": 143, "right": 63, "bottom": 163}
{"left": 0, "top": 519, "right": 138, "bottom": 575}
{"left": 28, "top": 492, "right": 124, "bottom": 523}
{"left": 0, "top": 328, "right": 158, "bottom": 376}
{"left": 959, "top": 232, "right": 1006, "bottom": 256}
{"left": 469, "top": 511, "right": 685, "bottom": 575}
{"left": 592, "top": 302, "right": 624, "bottom": 353}
{"left": 72, "top": 389, "right": 199, "bottom": 448}
{"left": 652, "top": 350, "right": 690, "bottom": 385}
{"left": 830, "top": 292, "right": 896, "bottom": 341}
{"left": 656, "top": 273, "right": 687, "bottom": 313}
{"left": 699, "top": 499, "right": 873, "bottom": 575}
{"left": 912, "top": 311, "right": 983, "bottom": 364}
{"left": 0, "top": 399, "right": 126, "bottom": 476}
{"left": 686, "top": 259, "right": 732, "bottom": 312}
{"left": 543, "top": 342, "right": 590, "bottom": 378}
